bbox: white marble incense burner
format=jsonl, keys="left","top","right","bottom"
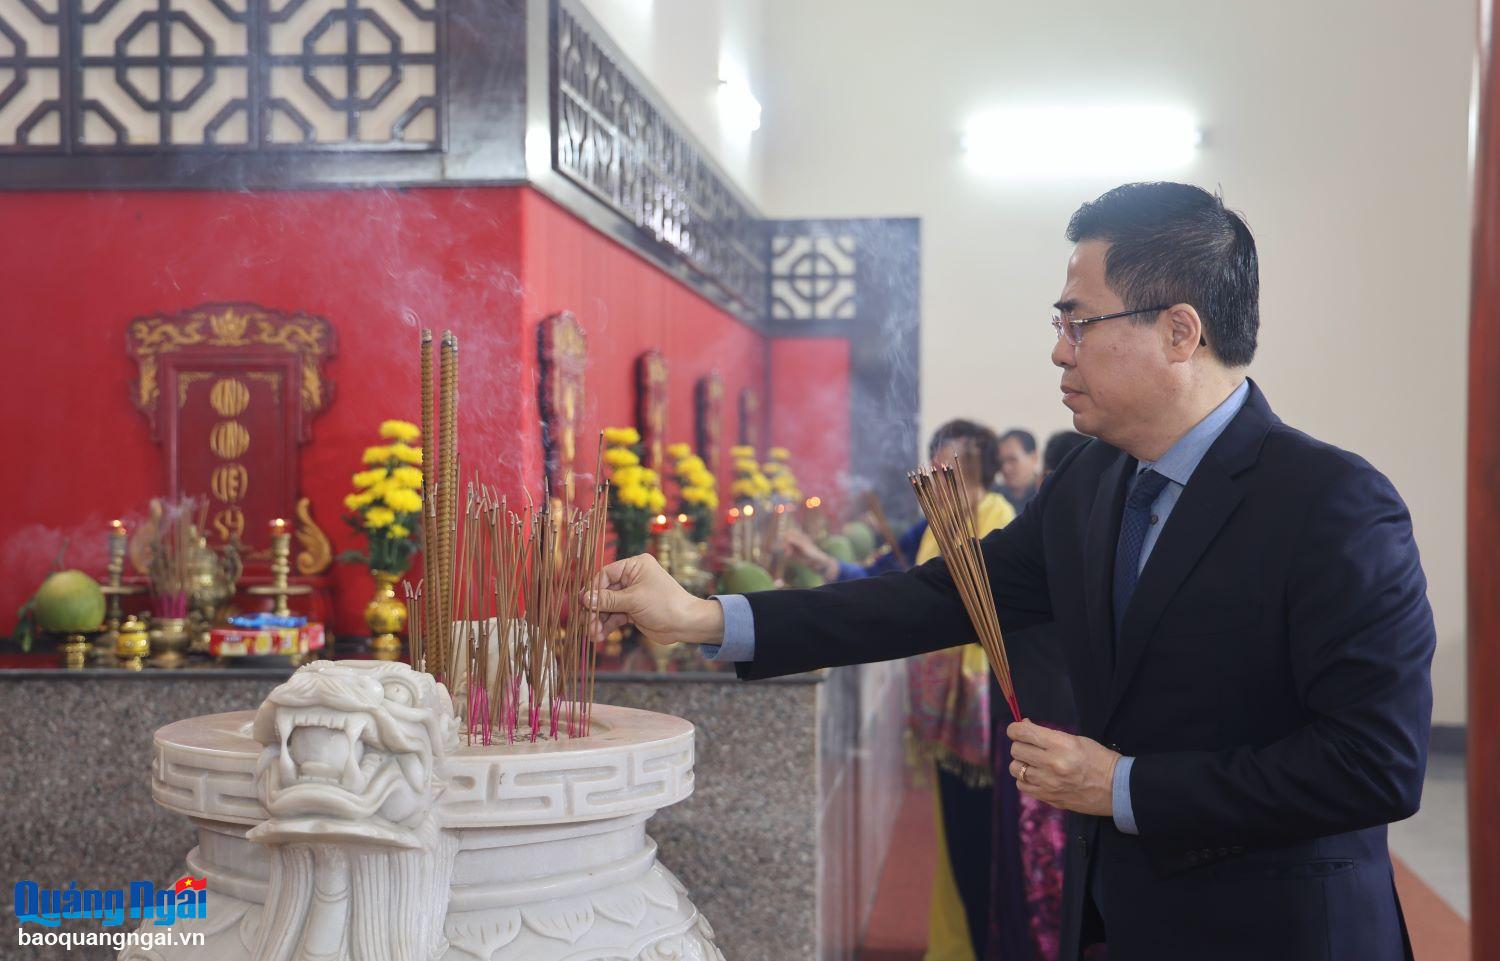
{"left": 121, "top": 659, "right": 721, "bottom": 961}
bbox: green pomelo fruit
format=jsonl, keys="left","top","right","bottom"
{"left": 842, "top": 521, "right": 877, "bottom": 560}
{"left": 34, "top": 570, "right": 106, "bottom": 633}
{"left": 785, "top": 562, "right": 826, "bottom": 589}
{"left": 717, "top": 560, "right": 775, "bottom": 594}
{"left": 819, "top": 535, "right": 856, "bottom": 564}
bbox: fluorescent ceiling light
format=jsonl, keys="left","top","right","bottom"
{"left": 718, "top": 78, "right": 762, "bottom": 133}
{"left": 962, "top": 105, "right": 1201, "bottom": 179}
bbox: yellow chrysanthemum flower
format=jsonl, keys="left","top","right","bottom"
{"left": 388, "top": 523, "right": 410, "bottom": 539}
{"left": 704, "top": 492, "right": 719, "bottom": 509}
{"left": 762, "top": 462, "right": 785, "bottom": 476}
{"left": 675, "top": 455, "right": 705, "bottom": 473}
{"left": 604, "top": 426, "right": 642, "bottom": 447}
{"left": 379, "top": 420, "right": 421, "bottom": 443}
{"left": 363, "top": 445, "right": 394, "bottom": 465}
{"left": 605, "top": 448, "right": 640, "bottom": 469}
{"left": 383, "top": 488, "right": 423, "bottom": 513}
{"left": 352, "top": 468, "right": 388, "bottom": 489}
{"left": 389, "top": 443, "right": 423, "bottom": 466}
{"left": 666, "top": 442, "right": 693, "bottom": 460}
{"left": 365, "top": 506, "right": 395, "bottom": 529}
{"left": 640, "top": 468, "right": 659, "bottom": 485}
{"left": 731, "top": 479, "right": 757, "bottom": 497}
{"left": 618, "top": 485, "right": 650, "bottom": 509}
{"left": 769, "top": 447, "right": 791, "bottom": 461}
{"left": 613, "top": 465, "right": 644, "bottom": 487}
{"left": 648, "top": 489, "right": 666, "bottom": 513}
{"left": 391, "top": 466, "right": 423, "bottom": 488}
{"left": 730, "top": 445, "right": 755, "bottom": 458}
{"left": 344, "top": 492, "right": 375, "bottom": 511}
{"left": 682, "top": 487, "right": 706, "bottom": 505}
{"left": 687, "top": 468, "right": 714, "bottom": 487}
{"left": 734, "top": 458, "right": 759, "bottom": 474}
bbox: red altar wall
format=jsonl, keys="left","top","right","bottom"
{"left": 769, "top": 337, "right": 852, "bottom": 508}
{"left": 0, "top": 187, "right": 845, "bottom": 637}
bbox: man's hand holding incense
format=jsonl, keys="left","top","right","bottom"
{"left": 586, "top": 554, "right": 725, "bottom": 648}
{"left": 1006, "top": 720, "right": 1121, "bottom": 817}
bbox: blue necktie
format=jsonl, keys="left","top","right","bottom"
{"left": 1112, "top": 468, "right": 1170, "bottom": 640}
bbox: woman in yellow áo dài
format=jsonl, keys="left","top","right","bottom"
{"left": 779, "top": 418, "right": 1016, "bottom": 960}
{"left": 906, "top": 420, "right": 1012, "bottom": 961}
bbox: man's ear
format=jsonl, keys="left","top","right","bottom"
{"left": 1164, "top": 305, "right": 1204, "bottom": 360}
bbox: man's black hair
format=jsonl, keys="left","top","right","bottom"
{"left": 1066, "top": 182, "right": 1258, "bottom": 367}
{"left": 999, "top": 429, "right": 1037, "bottom": 455}
{"left": 928, "top": 419, "right": 1000, "bottom": 488}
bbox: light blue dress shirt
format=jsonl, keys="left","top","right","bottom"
{"left": 704, "top": 379, "right": 1251, "bottom": 837}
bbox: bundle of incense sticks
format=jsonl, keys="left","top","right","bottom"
{"left": 908, "top": 463, "right": 1021, "bottom": 721}
{"left": 438, "top": 476, "right": 609, "bottom": 744}
{"left": 145, "top": 496, "right": 204, "bottom": 619}
{"left": 408, "top": 326, "right": 609, "bottom": 741}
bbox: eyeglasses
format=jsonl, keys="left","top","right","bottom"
{"left": 1050, "top": 306, "right": 1170, "bottom": 346}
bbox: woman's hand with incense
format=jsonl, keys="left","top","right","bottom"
{"left": 585, "top": 554, "right": 726, "bottom": 648}
{"left": 1006, "top": 720, "right": 1121, "bottom": 817}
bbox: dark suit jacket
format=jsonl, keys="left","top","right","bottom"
{"left": 737, "top": 381, "right": 1434, "bottom": 961}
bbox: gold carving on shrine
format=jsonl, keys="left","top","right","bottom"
{"left": 293, "top": 497, "right": 333, "bottom": 575}
{"left": 209, "top": 378, "right": 251, "bottom": 416}
{"left": 636, "top": 349, "right": 669, "bottom": 472}
{"left": 696, "top": 370, "right": 724, "bottom": 473}
{"left": 127, "top": 304, "right": 334, "bottom": 437}
{"left": 210, "top": 463, "right": 250, "bottom": 503}
{"left": 210, "top": 421, "right": 250, "bottom": 459}
{"left": 177, "top": 372, "right": 213, "bottom": 409}
{"left": 212, "top": 506, "right": 247, "bottom": 542}
{"left": 245, "top": 371, "right": 283, "bottom": 406}
{"left": 539, "top": 312, "right": 588, "bottom": 506}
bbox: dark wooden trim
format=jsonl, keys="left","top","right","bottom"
{"left": 1470, "top": 0, "right": 1499, "bottom": 951}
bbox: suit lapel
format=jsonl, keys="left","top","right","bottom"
{"left": 1082, "top": 450, "right": 1132, "bottom": 727}
{"left": 1101, "top": 379, "right": 1279, "bottom": 726}
{"left": 1104, "top": 455, "right": 1245, "bottom": 722}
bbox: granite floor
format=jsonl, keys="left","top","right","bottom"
{"left": 1388, "top": 750, "right": 1469, "bottom": 919}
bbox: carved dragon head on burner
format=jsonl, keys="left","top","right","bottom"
{"left": 247, "top": 660, "right": 458, "bottom": 961}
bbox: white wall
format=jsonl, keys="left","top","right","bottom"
{"left": 750, "top": 0, "right": 1473, "bottom": 724}
{"left": 581, "top": 0, "right": 767, "bottom": 202}
{"left": 587, "top": 0, "right": 1474, "bottom": 725}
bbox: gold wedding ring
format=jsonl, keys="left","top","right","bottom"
{"left": 1018, "top": 762, "right": 1029, "bottom": 783}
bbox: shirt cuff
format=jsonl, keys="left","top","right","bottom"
{"left": 1112, "top": 755, "right": 1139, "bottom": 835}
{"left": 699, "top": 594, "right": 756, "bottom": 662}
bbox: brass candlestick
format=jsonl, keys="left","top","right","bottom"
{"left": 247, "top": 519, "right": 312, "bottom": 618}
{"left": 59, "top": 630, "right": 96, "bottom": 670}
{"left": 98, "top": 519, "right": 145, "bottom": 662}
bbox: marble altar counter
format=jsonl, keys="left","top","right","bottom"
{"left": 0, "top": 657, "right": 906, "bottom": 961}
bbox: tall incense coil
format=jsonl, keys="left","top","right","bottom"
{"left": 438, "top": 331, "right": 459, "bottom": 681}
{"left": 419, "top": 330, "right": 436, "bottom": 674}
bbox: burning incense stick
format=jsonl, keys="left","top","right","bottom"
{"left": 413, "top": 330, "right": 610, "bottom": 743}
{"left": 908, "top": 463, "right": 1021, "bottom": 721}
{"left": 863, "top": 489, "right": 908, "bottom": 568}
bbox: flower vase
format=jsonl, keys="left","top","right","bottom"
{"left": 364, "top": 570, "right": 407, "bottom": 659}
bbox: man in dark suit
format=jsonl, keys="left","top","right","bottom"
{"left": 588, "top": 182, "right": 1434, "bottom": 961}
